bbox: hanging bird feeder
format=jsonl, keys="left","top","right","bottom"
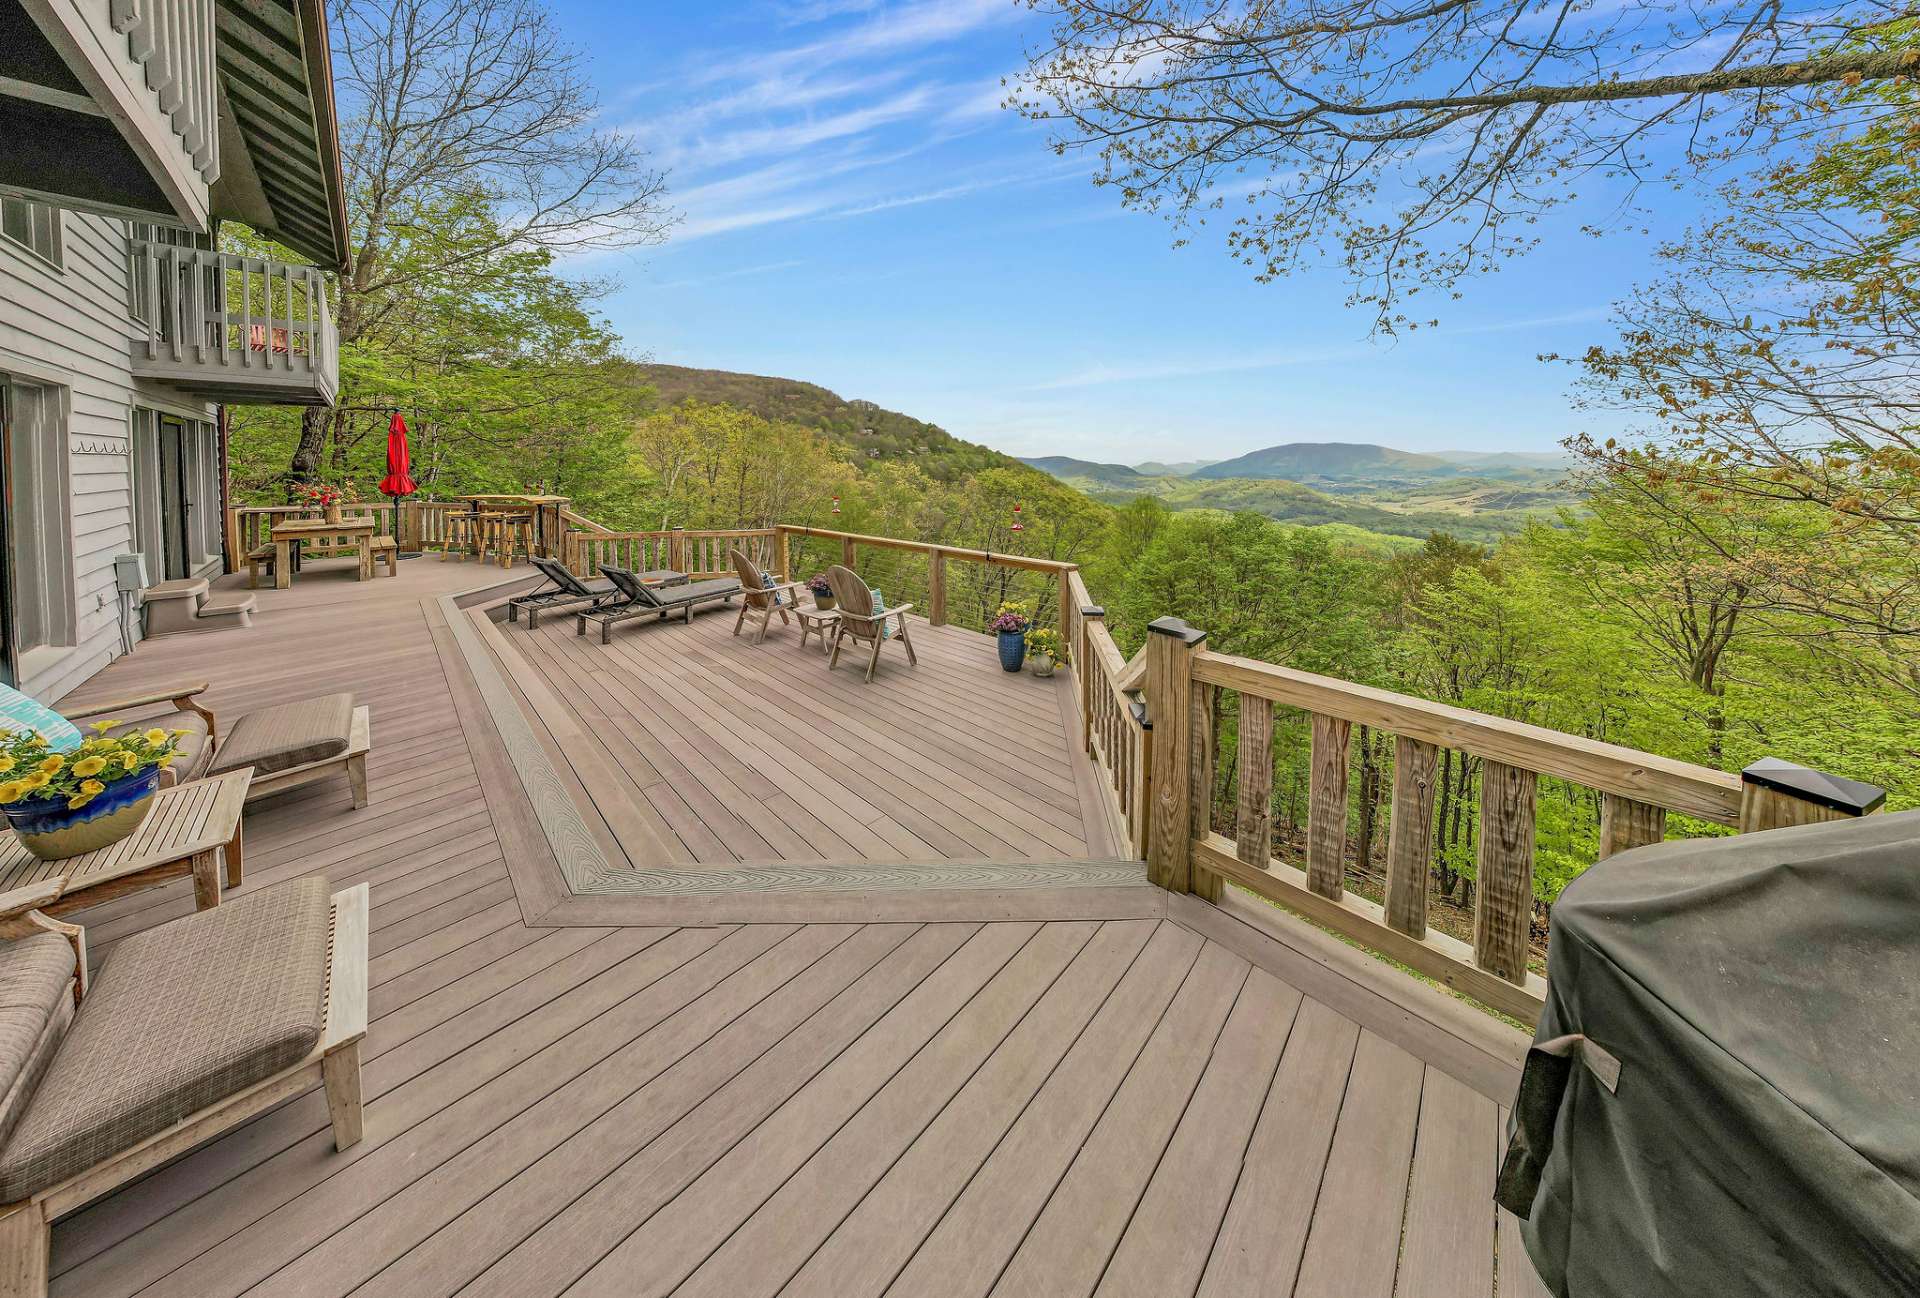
{"left": 1010, "top": 503, "right": 1024, "bottom": 532}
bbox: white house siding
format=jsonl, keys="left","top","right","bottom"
{"left": 0, "top": 207, "right": 217, "bottom": 702}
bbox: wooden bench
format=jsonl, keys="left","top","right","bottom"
{"left": 248, "top": 537, "right": 396, "bottom": 588}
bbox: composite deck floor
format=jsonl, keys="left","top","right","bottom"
{"left": 44, "top": 555, "right": 1540, "bottom": 1297}
{"left": 487, "top": 596, "right": 1114, "bottom": 869}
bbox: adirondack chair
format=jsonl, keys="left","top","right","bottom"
{"left": 825, "top": 565, "right": 918, "bottom": 683}
{"left": 728, "top": 549, "right": 805, "bottom": 645}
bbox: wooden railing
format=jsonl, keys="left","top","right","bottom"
{"left": 565, "top": 528, "right": 778, "bottom": 581}
{"left": 771, "top": 525, "right": 1075, "bottom": 635}
{"left": 1067, "top": 570, "right": 1149, "bottom": 858}
{"left": 129, "top": 242, "right": 338, "bottom": 403}
{"left": 1135, "top": 616, "right": 1886, "bottom": 1022}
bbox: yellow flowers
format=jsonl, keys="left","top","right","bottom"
{"left": 121, "top": 752, "right": 139, "bottom": 772}
{"left": 25, "top": 771, "right": 50, "bottom": 790}
{"left": 0, "top": 781, "right": 24, "bottom": 804}
{"left": 79, "top": 779, "right": 104, "bottom": 795}
{"left": 144, "top": 728, "right": 169, "bottom": 746}
{"left": 0, "top": 756, "right": 13, "bottom": 773}
{"left": 66, "top": 794, "right": 90, "bottom": 810}
{"left": 88, "top": 719, "right": 121, "bottom": 733}
{"left": 37, "top": 755, "right": 63, "bottom": 774}
{"left": 71, "top": 755, "right": 108, "bottom": 778}
{"left": 0, "top": 717, "right": 176, "bottom": 808}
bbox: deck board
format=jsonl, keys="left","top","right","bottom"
{"left": 31, "top": 557, "right": 1524, "bottom": 1298}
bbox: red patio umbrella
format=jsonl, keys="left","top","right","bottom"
{"left": 378, "top": 411, "right": 417, "bottom": 497}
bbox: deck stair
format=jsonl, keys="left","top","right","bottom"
{"left": 140, "top": 578, "right": 256, "bottom": 637}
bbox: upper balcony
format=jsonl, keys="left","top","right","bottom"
{"left": 128, "top": 237, "right": 338, "bottom": 405}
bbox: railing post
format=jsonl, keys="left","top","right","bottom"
{"left": 1191, "top": 680, "right": 1220, "bottom": 900}
{"left": 841, "top": 535, "right": 856, "bottom": 571}
{"left": 1144, "top": 617, "right": 1206, "bottom": 893}
{"left": 668, "top": 527, "right": 687, "bottom": 574}
{"left": 775, "top": 526, "right": 792, "bottom": 582}
{"left": 929, "top": 549, "right": 947, "bottom": 626}
{"left": 1737, "top": 759, "right": 1885, "bottom": 833}
{"left": 1597, "top": 793, "right": 1664, "bottom": 859}
{"left": 1077, "top": 605, "right": 1103, "bottom": 755}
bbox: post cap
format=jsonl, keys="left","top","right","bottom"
{"left": 1146, "top": 616, "right": 1207, "bottom": 645}
{"left": 1129, "top": 698, "right": 1150, "bottom": 730}
{"left": 1080, "top": 604, "right": 1105, "bottom": 618}
{"left": 1741, "top": 758, "right": 1886, "bottom": 815}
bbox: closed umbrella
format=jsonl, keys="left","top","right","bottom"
{"left": 379, "top": 412, "right": 420, "bottom": 556}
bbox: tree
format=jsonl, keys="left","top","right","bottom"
{"left": 1014, "top": 0, "right": 1919, "bottom": 325}
{"left": 289, "top": 0, "right": 673, "bottom": 485}
{"left": 1565, "top": 56, "right": 1920, "bottom": 689}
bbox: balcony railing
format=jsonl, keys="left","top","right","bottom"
{"left": 128, "top": 240, "right": 338, "bottom": 405}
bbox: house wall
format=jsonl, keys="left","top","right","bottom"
{"left": 0, "top": 206, "right": 219, "bottom": 702}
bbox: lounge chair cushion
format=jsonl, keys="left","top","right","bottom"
{"left": 105, "top": 708, "right": 213, "bottom": 784}
{"left": 0, "top": 935, "right": 77, "bottom": 1154}
{"left": 0, "top": 880, "right": 331, "bottom": 1201}
{"left": 209, "top": 693, "right": 355, "bottom": 777}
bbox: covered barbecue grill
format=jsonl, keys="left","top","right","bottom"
{"left": 1497, "top": 809, "right": 1920, "bottom": 1296}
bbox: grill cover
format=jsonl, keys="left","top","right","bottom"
{"left": 1497, "top": 810, "right": 1920, "bottom": 1296}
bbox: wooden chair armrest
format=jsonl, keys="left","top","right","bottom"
{"left": 0, "top": 879, "right": 64, "bottom": 921}
{"left": 63, "top": 682, "right": 211, "bottom": 717}
{"left": 0, "top": 902, "right": 87, "bottom": 1003}
{"left": 879, "top": 603, "right": 915, "bottom": 620}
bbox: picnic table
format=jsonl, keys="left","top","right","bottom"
{"left": 270, "top": 516, "right": 378, "bottom": 589}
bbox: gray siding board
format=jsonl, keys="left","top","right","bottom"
{"left": 0, "top": 209, "right": 215, "bottom": 702}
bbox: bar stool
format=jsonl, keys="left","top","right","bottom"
{"left": 435, "top": 511, "right": 480, "bottom": 561}
{"left": 476, "top": 511, "right": 533, "bottom": 568}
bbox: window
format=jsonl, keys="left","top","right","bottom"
{"left": 126, "top": 221, "right": 217, "bottom": 331}
{"left": 1, "top": 199, "right": 61, "bottom": 267}
{"left": 0, "top": 379, "right": 76, "bottom": 656}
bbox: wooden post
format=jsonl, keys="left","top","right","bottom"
{"left": 1191, "top": 683, "right": 1220, "bottom": 897}
{"left": 841, "top": 535, "right": 857, "bottom": 570}
{"left": 1384, "top": 736, "right": 1439, "bottom": 938}
{"left": 1737, "top": 758, "right": 1885, "bottom": 833}
{"left": 1305, "top": 714, "right": 1351, "bottom": 900}
{"left": 1078, "top": 604, "right": 1104, "bottom": 755}
{"left": 775, "top": 526, "right": 792, "bottom": 582}
{"left": 929, "top": 550, "right": 948, "bottom": 626}
{"left": 1144, "top": 617, "right": 1206, "bottom": 893}
{"left": 1473, "top": 760, "right": 1537, "bottom": 985}
{"left": 668, "top": 527, "right": 687, "bottom": 574}
{"left": 1598, "top": 793, "right": 1665, "bottom": 859}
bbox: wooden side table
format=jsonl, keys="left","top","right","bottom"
{"left": 0, "top": 768, "right": 252, "bottom": 914}
{"left": 795, "top": 605, "right": 840, "bottom": 654}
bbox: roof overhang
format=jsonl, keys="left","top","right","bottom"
{"left": 0, "top": 0, "right": 348, "bottom": 271}
{"left": 209, "top": 0, "right": 349, "bottom": 271}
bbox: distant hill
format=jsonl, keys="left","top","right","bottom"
{"left": 1017, "top": 456, "right": 1146, "bottom": 489}
{"left": 1132, "top": 459, "right": 1217, "bottom": 477}
{"left": 637, "top": 365, "right": 1017, "bottom": 483}
{"left": 1192, "top": 442, "right": 1454, "bottom": 483}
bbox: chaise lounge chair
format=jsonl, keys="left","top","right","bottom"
{"left": 826, "top": 564, "right": 918, "bottom": 682}
{"left": 508, "top": 556, "right": 619, "bottom": 629}
{"left": 59, "top": 686, "right": 371, "bottom": 808}
{"left": 728, "top": 548, "right": 806, "bottom": 645}
{"left": 0, "top": 877, "right": 368, "bottom": 1296}
{"left": 576, "top": 564, "right": 742, "bottom": 644}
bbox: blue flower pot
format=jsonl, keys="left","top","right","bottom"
{"left": 997, "top": 629, "right": 1027, "bottom": 672}
{"left": 4, "top": 767, "right": 160, "bottom": 861}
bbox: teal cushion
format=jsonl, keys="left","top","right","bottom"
{"left": 0, "top": 686, "right": 81, "bottom": 753}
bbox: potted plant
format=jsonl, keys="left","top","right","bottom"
{"left": 301, "top": 482, "right": 346, "bottom": 525}
{"left": 990, "top": 601, "right": 1032, "bottom": 672}
{"left": 0, "top": 722, "right": 183, "bottom": 861}
{"left": 807, "top": 573, "right": 836, "bottom": 610}
{"left": 1026, "top": 627, "right": 1063, "bottom": 678}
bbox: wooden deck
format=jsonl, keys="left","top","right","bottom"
{"left": 42, "top": 556, "right": 1541, "bottom": 1298}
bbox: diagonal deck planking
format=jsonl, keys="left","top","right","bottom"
{"left": 41, "top": 556, "right": 1540, "bottom": 1297}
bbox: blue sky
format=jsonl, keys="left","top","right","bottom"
{"left": 557, "top": 0, "right": 1692, "bottom": 463}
